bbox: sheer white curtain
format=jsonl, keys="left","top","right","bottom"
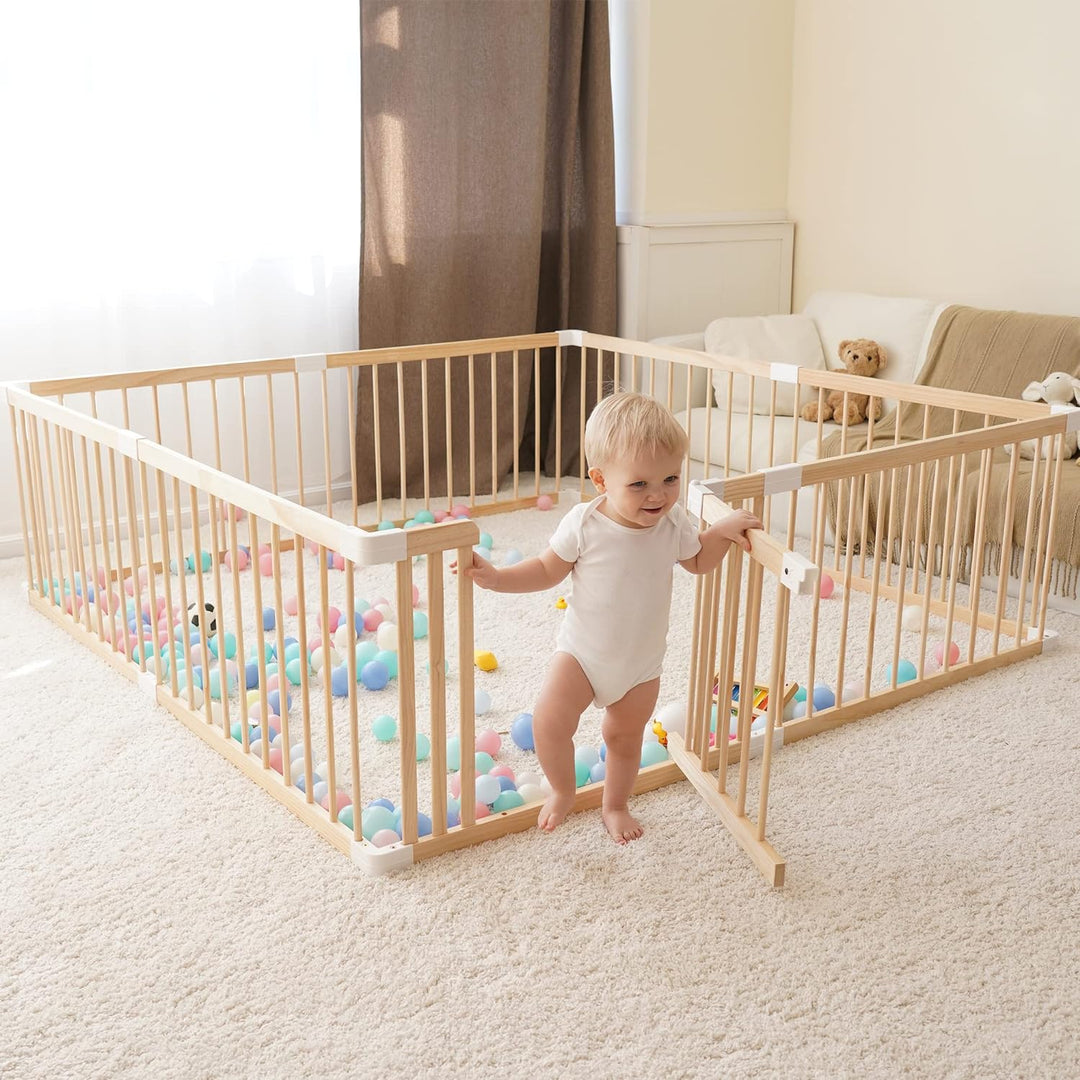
{"left": 0, "top": 1, "right": 362, "bottom": 376}
{"left": 0, "top": 2, "right": 362, "bottom": 548}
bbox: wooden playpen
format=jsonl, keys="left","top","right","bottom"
{"left": 6, "top": 330, "right": 1072, "bottom": 883}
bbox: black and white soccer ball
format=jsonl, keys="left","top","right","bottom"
{"left": 187, "top": 600, "right": 217, "bottom": 635}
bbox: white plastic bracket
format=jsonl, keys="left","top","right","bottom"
{"left": 4, "top": 381, "right": 30, "bottom": 405}
{"left": 769, "top": 362, "right": 800, "bottom": 385}
{"left": 138, "top": 670, "right": 158, "bottom": 700}
{"left": 688, "top": 478, "right": 726, "bottom": 521}
{"left": 747, "top": 724, "right": 785, "bottom": 760}
{"left": 557, "top": 329, "right": 584, "bottom": 347}
{"left": 762, "top": 462, "right": 803, "bottom": 495}
{"left": 340, "top": 526, "right": 409, "bottom": 567}
{"left": 117, "top": 429, "right": 142, "bottom": 461}
{"left": 1050, "top": 402, "right": 1080, "bottom": 432}
{"left": 352, "top": 839, "right": 415, "bottom": 874}
{"left": 781, "top": 550, "right": 819, "bottom": 596}
{"left": 295, "top": 353, "right": 328, "bottom": 373}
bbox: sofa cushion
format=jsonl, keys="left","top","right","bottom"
{"left": 703, "top": 314, "right": 827, "bottom": 417}
{"left": 802, "top": 291, "right": 938, "bottom": 389}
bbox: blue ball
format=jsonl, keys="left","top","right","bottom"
{"left": 331, "top": 665, "right": 350, "bottom": 697}
{"left": 244, "top": 662, "right": 260, "bottom": 690}
{"left": 510, "top": 712, "right": 535, "bottom": 751}
{"left": 590, "top": 761, "right": 606, "bottom": 783}
{"left": 496, "top": 775, "right": 517, "bottom": 792}
{"left": 267, "top": 689, "right": 291, "bottom": 715}
{"left": 262, "top": 607, "right": 276, "bottom": 631}
{"left": 360, "top": 660, "right": 389, "bottom": 691}
{"left": 354, "top": 611, "right": 365, "bottom": 634}
{"left": 368, "top": 798, "right": 395, "bottom": 811}
{"left": 812, "top": 684, "right": 835, "bottom": 710}
{"left": 417, "top": 812, "right": 433, "bottom": 837}
{"left": 886, "top": 659, "right": 918, "bottom": 685}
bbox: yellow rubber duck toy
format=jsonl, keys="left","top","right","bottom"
{"left": 555, "top": 597, "right": 568, "bottom": 610}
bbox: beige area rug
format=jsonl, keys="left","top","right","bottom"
{"left": 2, "top": 487, "right": 1078, "bottom": 1078}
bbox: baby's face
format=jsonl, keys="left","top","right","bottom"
{"left": 590, "top": 447, "right": 683, "bottom": 529}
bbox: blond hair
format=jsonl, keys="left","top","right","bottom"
{"left": 583, "top": 392, "right": 689, "bottom": 468}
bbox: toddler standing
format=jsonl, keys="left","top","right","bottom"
{"left": 460, "top": 392, "right": 759, "bottom": 843}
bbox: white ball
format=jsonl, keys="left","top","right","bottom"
{"left": 902, "top": 604, "right": 925, "bottom": 633}
{"left": 656, "top": 700, "right": 688, "bottom": 738}
{"left": 475, "top": 689, "right": 492, "bottom": 715}
{"left": 310, "top": 646, "right": 340, "bottom": 674}
{"left": 475, "top": 774, "right": 501, "bottom": 806}
{"left": 782, "top": 698, "right": 799, "bottom": 722}
{"left": 516, "top": 771, "right": 541, "bottom": 789}
{"left": 502, "top": 548, "right": 523, "bottom": 566}
{"left": 842, "top": 679, "right": 864, "bottom": 701}
{"left": 539, "top": 776, "right": 553, "bottom": 796}
{"left": 376, "top": 622, "right": 398, "bottom": 651}
{"left": 517, "top": 783, "right": 544, "bottom": 804}
{"left": 574, "top": 745, "right": 600, "bottom": 770}
{"left": 374, "top": 603, "right": 394, "bottom": 620}
{"left": 314, "top": 760, "right": 329, "bottom": 780}
{"left": 333, "top": 624, "right": 350, "bottom": 650}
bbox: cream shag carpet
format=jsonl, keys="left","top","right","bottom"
{"left": 1, "top": 491, "right": 1078, "bottom": 1079}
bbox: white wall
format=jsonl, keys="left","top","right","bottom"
{"left": 788, "top": 0, "right": 1080, "bottom": 315}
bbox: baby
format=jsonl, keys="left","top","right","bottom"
{"left": 461, "top": 392, "right": 760, "bottom": 844}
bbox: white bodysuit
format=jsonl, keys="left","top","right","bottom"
{"left": 548, "top": 495, "right": 702, "bottom": 708}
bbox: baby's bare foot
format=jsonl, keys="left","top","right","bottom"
{"left": 537, "top": 791, "right": 575, "bottom": 832}
{"left": 602, "top": 807, "right": 644, "bottom": 845}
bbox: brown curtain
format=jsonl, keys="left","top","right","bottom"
{"left": 355, "top": 0, "right": 617, "bottom": 504}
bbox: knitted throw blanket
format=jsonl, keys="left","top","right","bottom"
{"left": 821, "top": 305, "right": 1080, "bottom": 598}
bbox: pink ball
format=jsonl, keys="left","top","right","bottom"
{"left": 284, "top": 595, "right": 299, "bottom": 616}
{"left": 123, "top": 577, "right": 135, "bottom": 596}
{"left": 268, "top": 748, "right": 284, "bottom": 773}
{"left": 373, "top": 596, "right": 390, "bottom": 608}
{"left": 96, "top": 567, "right": 108, "bottom": 588}
{"left": 451, "top": 504, "right": 470, "bottom": 518}
{"left": 450, "top": 771, "right": 462, "bottom": 798}
{"left": 138, "top": 566, "right": 150, "bottom": 588}
{"left": 307, "top": 636, "right": 322, "bottom": 654}
{"left": 818, "top": 572, "right": 835, "bottom": 599}
{"left": 332, "top": 553, "right": 345, "bottom": 571}
{"left": 258, "top": 543, "right": 272, "bottom": 557}
{"left": 537, "top": 494, "right": 554, "bottom": 511}
{"left": 319, "top": 607, "right": 341, "bottom": 633}
{"left": 489, "top": 764, "right": 515, "bottom": 781}
{"left": 363, "top": 609, "right": 384, "bottom": 632}
{"left": 371, "top": 829, "right": 400, "bottom": 848}
{"left": 305, "top": 539, "right": 319, "bottom": 555}
{"left": 259, "top": 552, "right": 274, "bottom": 577}
{"left": 433, "top": 510, "right": 449, "bottom": 523}
{"left": 412, "top": 583, "right": 420, "bottom": 607}
{"left": 320, "top": 790, "right": 352, "bottom": 813}
{"left": 933, "top": 640, "right": 961, "bottom": 667}
{"left": 267, "top": 674, "right": 281, "bottom": 693}
{"left": 156, "top": 630, "right": 169, "bottom": 647}
{"left": 475, "top": 729, "right": 502, "bottom": 756}
{"left": 474, "top": 802, "right": 490, "bottom": 820}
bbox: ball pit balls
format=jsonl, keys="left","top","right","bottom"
{"left": 446, "top": 737, "right": 461, "bottom": 772}
{"left": 259, "top": 552, "right": 274, "bottom": 576}
{"left": 330, "top": 665, "right": 350, "bottom": 697}
{"left": 371, "top": 829, "right": 400, "bottom": 848}
{"left": 445, "top": 803, "right": 461, "bottom": 828}
{"left": 244, "top": 662, "right": 260, "bottom": 690}
{"left": 492, "top": 791, "right": 525, "bottom": 813}
{"left": 589, "top": 761, "right": 606, "bottom": 783}
{"left": 451, "top": 504, "right": 470, "bottom": 518}
{"left": 574, "top": 745, "right": 600, "bottom": 771}
{"left": 412, "top": 611, "right": 428, "bottom": 640}
{"left": 933, "top": 640, "right": 961, "bottom": 667}
{"left": 474, "top": 649, "right": 498, "bottom": 672}
{"left": 360, "top": 660, "right": 390, "bottom": 691}
{"left": 319, "top": 607, "right": 342, "bottom": 633}
{"left": 284, "top": 595, "right": 299, "bottom": 616}
{"left": 187, "top": 601, "right": 216, "bottom": 634}
{"left": 285, "top": 657, "right": 304, "bottom": 685}
{"left": 416, "top": 733, "right": 431, "bottom": 761}
{"left": 475, "top": 802, "right": 490, "bottom": 820}
{"left": 475, "top": 689, "right": 492, "bottom": 716}
{"left": 474, "top": 751, "right": 495, "bottom": 774}
{"left": 372, "top": 714, "right": 397, "bottom": 742}
{"left": 475, "top": 774, "right": 502, "bottom": 806}
{"left": 502, "top": 548, "right": 523, "bottom": 566}
{"left": 449, "top": 772, "right": 462, "bottom": 799}
{"left": 478, "top": 532, "right": 493, "bottom": 550}
{"left": 355, "top": 597, "right": 371, "bottom": 614}
{"left": 355, "top": 641, "right": 379, "bottom": 667}
{"left": 262, "top": 607, "right": 276, "bottom": 631}
{"left": 656, "top": 700, "right": 688, "bottom": 739}
{"left": 490, "top": 764, "right": 515, "bottom": 782}
{"left": 537, "top": 494, "right": 553, "bottom": 511}
{"left": 842, "top": 679, "right": 864, "bottom": 702}
{"left": 818, "top": 572, "right": 835, "bottom": 599}
{"left": 902, "top": 604, "right": 925, "bottom": 632}
{"left": 376, "top": 622, "right": 398, "bottom": 651}
{"left": 517, "top": 783, "right": 543, "bottom": 804}
{"left": 415, "top": 509, "right": 435, "bottom": 524}
{"left": 794, "top": 685, "right": 808, "bottom": 703}
{"left": 812, "top": 684, "right": 836, "bottom": 710}
{"left": 363, "top": 609, "right": 384, "bottom": 633}
{"left": 510, "top": 712, "right": 534, "bottom": 751}
{"left": 374, "top": 649, "right": 398, "bottom": 678}
{"left": 574, "top": 759, "right": 591, "bottom": 787}
{"left": 475, "top": 729, "right": 502, "bottom": 756}
{"left": 886, "top": 659, "right": 918, "bottom": 684}
{"left": 640, "top": 741, "right": 669, "bottom": 767}
{"left": 361, "top": 805, "right": 398, "bottom": 840}
{"left": 339, "top": 805, "right": 355, "bottom": 830}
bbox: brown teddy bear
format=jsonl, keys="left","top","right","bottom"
{"left": 800, "top": 338, "right": 888, "bottom": 425}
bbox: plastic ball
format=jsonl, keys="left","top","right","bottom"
{"left": 446, "top": 737, "right": 461, "bottom": 772}
{"left": 475, "top": 774, "right": 502, "bottom": 806}
{"left": 354, "top": 641, "right": 379, "bottom": 667}
{"left": 362, "top": 609, "right": 384, "bottom": 633}
{"left": 574, "top": 745, "right": 600, "bottom": 771}
{"left": 818, "top": 572, "right": 835, "bottom": 599}
{"left": 574, "top": 759, "right": 591, "bottom": 787}
{"left": 284, "top": 594, "right": 299, "bottom": 616}
{"left": 285, "top": 657, "right": 304, "bottom": 685}
{"left": 517, "top": 783, "right": 543, "bottom": 804}
{"left": 361, "top": 805, "right": 397, "bottom": 841}
{"left": 372, "top": 714, "right": 397, "bottom": 742}
{"left": 376, "top": 622, "right": 398, "bottom": 651}
{"left": 886, "top": 659, "right": 918, "bottom": 685}
{"left": 656, "top": 701, "right": 687, "bottom": 739}
{"left": 451, "top": 504, "right": 470, "bottom": 518}
{"left": 474, "top": 751, "right": 495, "bottom": 774}
{"left": 339, "top": 805, "right": 355, "bottom": 830}
{"left": 842, "top": 679, "right": 864, "bottom": 702}
{"left": 510, "top": 712, "right": 534, "bottom": 751}
{"left": 415, "top": 733, "right": 431, "bottom": 761}
{"left": 330, "top": 665, "right": 350, "bottom": 697}
{"left": 360, "top": 660, "right": 389, "bottom": 691}
{"left": 374, "top": 650, "right": 398, "bottom": 678}
{"left": 794, "top": 684, "right": 808, "bottom": 703}
{"left": 589, "top": 761, "right": 606, "bottom": 783}
{"left": 474, "top": 802, "right": 490, "bottom": 820}
{"left": 502, "top": 548, "right": 523, "bottom": 566}
{"left": 474, "top": 689, "right": 492, "bottom": 716}
{"left": 640, "top": 741, "right": 669, "bottom": 767}
{"left": 932, "top": 640, "right": 961, "bottom": 667}
{"left": 902, "top": 604, "right": 925, "bottom": 632}
{"left": 376, "top": 520, "right": 395, "bottom": 531}
{"left": 475, "top": 729, "right": 501, "bottom": 756}
{"left": 259, "top": 552, "right": 274, "bottom": 577}
{"left": 478, "top": 532, "right": 493, "bottom": 549}
{"left": 412, "top": 611, "right": 428, "bottom": 640}
{"left": 812, "top": 684, "right": 836, "bottom": 710}
{"left": 319, "top": 607, "right": 342, "bottom": 633}
{"left": 371, "top": 828, "right": 400, "bottom": 848}
{"left": 187, "top": 600, "right": 216, "bottom": 635}
{"left": 492, "top": 790, "right": 525, "bottom": 813}
{"left": 537, "top": 494, "right": 553, "bottom": 511}
{"left": 261, "top": 607, "right": 276, "bottom": 632}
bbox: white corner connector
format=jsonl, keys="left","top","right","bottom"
{"left": 351, "top": 838, "right": 415, "bottom": 875}
{"left": 3, "top": 381, "right": 30, "bottom": 406}
{"left": 1050, "top": 402, "right": 1080, "bottom": 433}
{"left": 762, "top": 462, "right": 803, "bottom": 496}
{"left": 746, "top": 723, "right": 785, "bottom": 760}
{"left": 117, "top": 429, "right": 143, "bottom": 461}
{"left": 557, "top": 330, "right": 585, "bottom": 347}
{"left": 294, "top": 353, "right": 328, "bottom": 373}
{"left": 340, "top": 526, "right": 409, "bottom": 567}
{"left": 781, "top": 550, "right": 819, "bottom": 596}
{"left": 688, "top": 477, "right": 726, "bottom": 521}
{"left": 769, "top": 362, "right": 801, "bottom": 385}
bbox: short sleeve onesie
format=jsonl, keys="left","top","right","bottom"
{"left": 547, "top": 495, "right": 702, "bottom": 707}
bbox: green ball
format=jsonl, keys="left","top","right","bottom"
{"left": 492, "top": 790, "right": 525, "bottom": 812}
{"left": 285, "top": 657, "right": 304, "bottom": 685}
{"left": 283, "top": 642, "right": 302, "bottom": 665}
{"left": 416, "top": 732, "right": 431, "bottom": 761}
{"left": 361, "top": 804, "right": 397, "bottom": 840}
{"left": 413, "top": 611, "right": 429, "bottom": 640}
{"left": 375, "top": 649, "right": 398, "bottom": 678}
{"left": 446, "top": 736, "right": 461, "bottom": 772}
{"left": 355, "top": 598, "right": 371, "bottom": 614}
{"left": 208, "top": 632, "right": 237, "bottom": 660}
{"left": 376, "top": 521, "right": 395, "bottom": 531}
{"left": 709, "top": 703, "right": 718, "bottom": 732}
{"left": 474, "top": 751, "right": 494, "bottom": 774}
{"left": 415, "top": 509, "right": 436, "bottom": 524}
{"left": 479, "top": 532, "right": 493, "bottom": 549}
{"left": 640, "top": 741, "right": 669, "bottom": 767}
{"left": 372, "top": 714, "right": 397, "bottom": 742}
{"left": 339, "top": 804, "right": 354, "bottom": 830}
{"left": 794, "top": 685, "right": 808, "bottom": 703}
{"left": 355, "top": 641, "right": 379, "bottom": 667}
{"left": 575, "top": 759, "right": 591, "bottom": 787}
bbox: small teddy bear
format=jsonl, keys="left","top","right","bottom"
{"left": 800, "top": 339, "right": 888, "bottom": 426}
{"left": 1009, "top": 371, "right": 1080, "bottom": 463}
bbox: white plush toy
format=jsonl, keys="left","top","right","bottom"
{"left": 1008, "top": 371, "right": 1080, "bottom": 464}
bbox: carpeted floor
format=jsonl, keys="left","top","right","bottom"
{"left": 2, "top": 492, "right": 1078, "bottom": 1079}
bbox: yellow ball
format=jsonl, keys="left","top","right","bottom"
{"left": 474, "top": 649, "right": 498, "bottom": 672}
